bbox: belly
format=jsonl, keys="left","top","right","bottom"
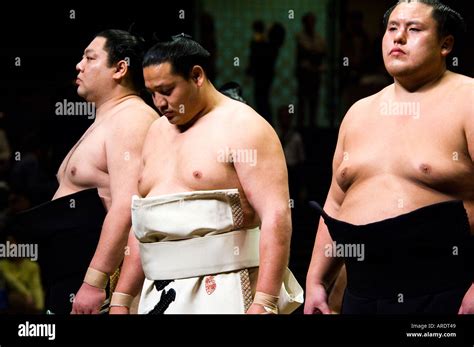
{"left": 52, "top": 185, "right": 80, "bottom": 200}
{"left": 337, "top": 174, "right": 459, "bottom": 225}
{"left": 53, "top": 179, "right": 111, "bottom": 210}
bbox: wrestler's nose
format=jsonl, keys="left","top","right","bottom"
{"left": 393, "top": 28, "right": 406, "bottom": 45}
{"left": 153, "top": 94, "right": 167, "bottom": 109}
{"left": 76, "top": 58, "right": 85, "bottom": 72}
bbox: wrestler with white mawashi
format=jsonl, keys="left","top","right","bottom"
{"left": 109, "top": 35, "right": 303, "bottom": 314}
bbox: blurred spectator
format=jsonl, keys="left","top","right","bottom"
{"left": 10, "top": 131, "right": 55, "bottom": 206}
{"left": 340, "top": 11, "right": 371, "bottom": 84}
{"left": 277, "top": 106, "right": 306, "bottom": 203}
{"left": 247, "top": 21, "right": 286, "bottom": 124}
{"left": 219, "top": 81, "right": 247, "bottom": 104}
{"left": 296, "top": 12, "right": 327, "bottom": 128}
{"left": 0, "top": 234, "right": 44, "bottom": 313}
{"left": 200, "top": 12, "right": 217, "bottom": 82}
{"left": 340, "top": 11, "right": 378, "bottom": 115}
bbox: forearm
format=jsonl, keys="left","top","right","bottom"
{"left": 114, "top": 230, "right": 145, "bottom": 297}
{"left": 255, "top": 210, "right": 291, "bottom": 296}
{"left": 89, "top": 207, "right": 131, "bottom": 275}
{"left": 306, "top": 219, "right": 343, "bottom": 289}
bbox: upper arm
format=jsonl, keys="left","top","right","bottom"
{"left": 464, "top": 84, "right": 474, "bottom": 162}
{"left": 231, "top": 111, "right": 289, "bottom": 222}
{"left": 324, "top": 128, "right": 346, "bottom": 214}
{"left": 324, "top": 101, "right": 361, "bottom": 214}
{"left": 467, "top": 116, "right": 474, "bottom": 164}
{"left": 105, "top": 109, "right": 157, "bottom": 210}
{"left": 140, "top": 116, "right": 166, "bottom": 168}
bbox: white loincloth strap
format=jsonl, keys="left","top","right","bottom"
{"left": 278, "top": 268, "right": 305, "bottom": 314}
{"left": 140, "top": 228, "right": 260, "bottom": 280}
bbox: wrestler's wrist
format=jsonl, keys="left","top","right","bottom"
{"left": 307, "top": 279, "right": 328, "bottom": 292}
{"left": 83, "top": 267, "right": 109, "bottom": 290}
{"left": 110, "top": 292, "right": 134, "bottom": 309}
{"left": 316, "top": 282, "right": 329, "bottom": 292}
{"left": 109, "top": 305, "right": 129, "bottom": 314}
{"left": 252, "top": 291, "right": 279, "bottom": 314}
{"left": 82, "top": 282, "right": 106, "bottom": 292}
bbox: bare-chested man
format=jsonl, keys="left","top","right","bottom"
{"left": 305, "top": 0, "right": 473, "bottom": 314}
{"left": 108, "top": 35, "right": 303, "bottom": 314}
{"left": 15, "top": 29, "right": 158, "bottom": 314}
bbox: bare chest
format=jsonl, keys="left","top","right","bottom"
{"left": 56, "top": 125, "right": 108, "bottom": 187}
{"left": 338, "top": 100, "right": 473, "bottom": 195}
{"left": 139, "top": 127, "right": 240, "bottom": 196}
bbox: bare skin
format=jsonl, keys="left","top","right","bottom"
{"left": 305, "top": 2, "right": 474, "bottom": 314}
{"left": 335, "top": 72, "right": 473, "bottom": 225}
{"left": 110, "top": 62, "right": 291, "bottom": 314}
{"left": 53, "top": 36, "right": 158, "bottom": 314}
{"left": 54, "top": 96, "right": 156, "bottom": 207}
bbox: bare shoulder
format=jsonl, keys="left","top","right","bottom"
{"left": 444, "top": 73, "right": 473, "bottom": 116}
{"left": 111, "top": 97, "right": 158, "bottom": 126}
{"left": 447, "top": 71, "right": 473, "bottom": 86}
{"left": 448, "top": 74, "right": 474, "bottom": 144}
{"left": 341, "top": 84, "right": 393, "bottom": 131}
{"left": 144, "top": 114, "right": 168, "bottom": 137}
{"left": 220, "top": 98, "right": 274, "bottom": 137}
{"left": 105, "top": 98, "right": 158, "bottom": 150}
{"left": 446, "top": 72, "right": 473, "bottom": 98}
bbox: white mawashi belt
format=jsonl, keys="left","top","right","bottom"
{"left": 139, "top": 227, "right": 260, "bottom": 280}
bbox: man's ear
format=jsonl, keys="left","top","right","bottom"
{"left": 440, "top": 35, "right": 454, "bottom": 57}
{"left": 113, "top": 60, "right": 129, "bottom": 80}
{"left": 190, "top": 65, "right": 205, "bottom": 87}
